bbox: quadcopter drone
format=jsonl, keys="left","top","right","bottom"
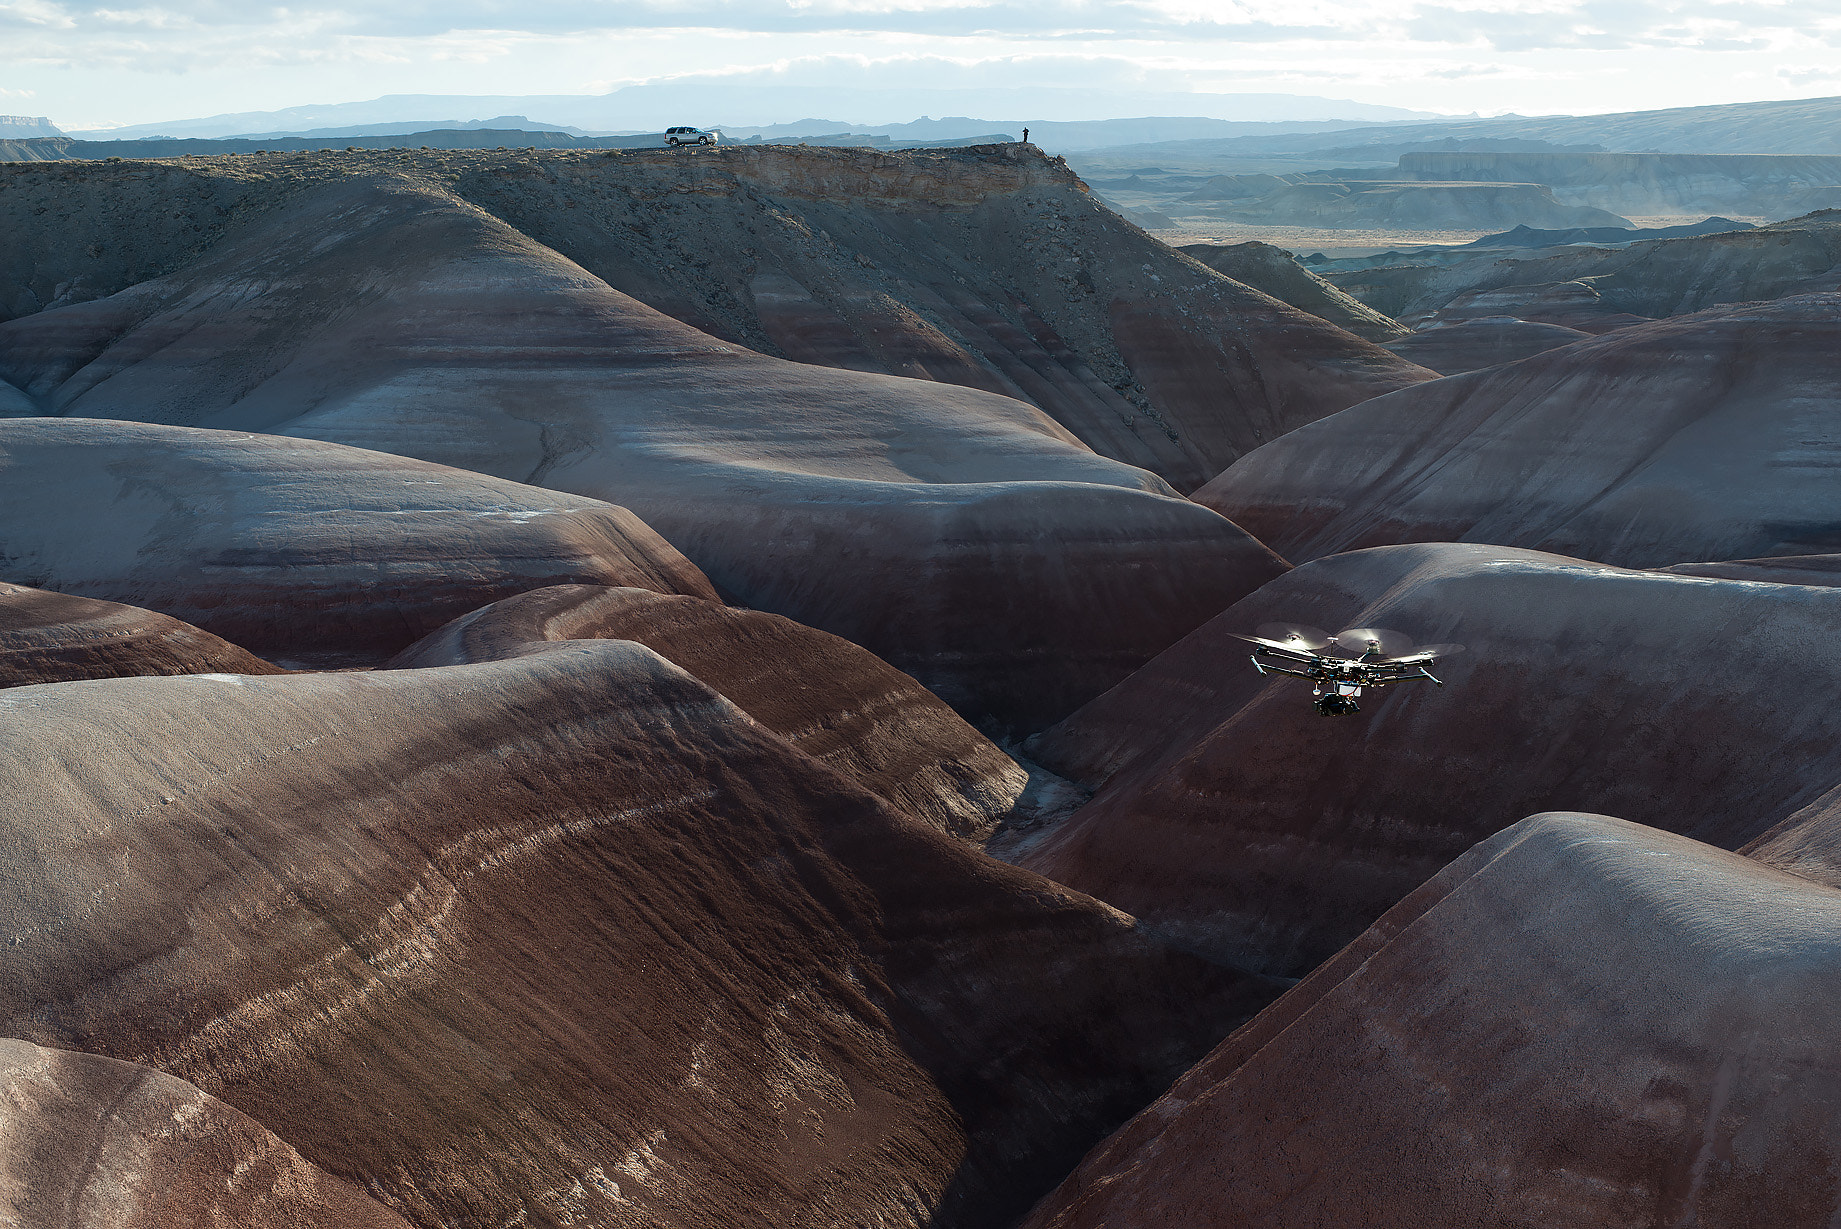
{"left": 1235, "top": 623, "right": 1464, "bottom": 717}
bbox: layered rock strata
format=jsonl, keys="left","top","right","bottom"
{"left": 0, "top": 646, "right": 1280, "bottom": 1229}
{"left": 0, "top": 581, "right": 282, "bottom": 687}
{"left": 0, "top": 418, "right": 716, "bottom": 665}
{"left": 388, "top": 584, "right": 1032, "bottom": 839}
{"left": 0, "top": 1037, "right": 413, "bottom": 1229}
{"left": 0, "top": 172, "right": 1286, "bottom": 730}
{"left": 1023, "top": 814, "right": 1841, "bottom": 1229}
{"left": 0, "top": 147, "right": 1433, "bottom": 493}
{"left": 1198, "top": 294, "right": 1841, "bottom": 568}
{"left": 1023, "top": 543, "right": 1841, "bottom": 975}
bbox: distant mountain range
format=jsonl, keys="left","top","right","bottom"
{"left": 1065, "top": 95, "right": 1841, "bottom": 166}
{"left": 63, "top": 87, "right": 1439, "bottom": 142}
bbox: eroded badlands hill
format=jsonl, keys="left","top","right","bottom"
{"left": 0, "top": 419, "right": 716, "bottom": 665}
{"left": 0, "top": 581, "right": 282, "bottom": 687}
{"left": 0, "top": 145, "right": 1431, "bottom": 492}
{"left": 0, "top": 1038, "right": 414, "bottom": 1229}
{"left": 0, "top": 165, "right": 1292, "bottom": 730}
{"left": 1023, "top": 543, "right": 1841, "bottom": 975}
{"left": 1198, "top": 294, "right": 1841, "bottom": 568}
{"left": 0, "top": 644, "right": 1280, "bottom": 1229}
{"left": 1177, "top": 240, "right": 1408, "bottom": 343}
{"left": 388, "top": 584, "right": 1040, "bottom": 841}
{"left": 1024, "top": 814, "right": 1841, "bottom": 1229}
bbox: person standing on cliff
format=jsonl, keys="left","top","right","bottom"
{"left": 1022, "top": 127, "right": 1029, "bottom": 144}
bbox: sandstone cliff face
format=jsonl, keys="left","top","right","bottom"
{"left": 1197, "top": 294, "right": 1841, "bottom": 568}
{"left": 0, "top": 645, "right": 1280, "bottom": 1229}
{"left": 0, "top": 170, "right": 1286, "bottom": 732}
{"left": 0, "top": 581, "right": 282, "bottom": 687}
{"left": 387, "top": 584, "right": 1035, "bottom": 841}
{"left": 1023, "top": 813, "right": 1841, "bottom": 1229}
{"left": 0, "top": 419, "right": 716, "bottom": 665}
{"left": 1022, "top": 543, "right": 1841, "bottom": 976}
{"left": 0, "top": 1038, "right": 414, "bottom": 1229}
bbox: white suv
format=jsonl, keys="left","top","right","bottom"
{"left": 665, "top": 127, "right": 717, "bottom": 147}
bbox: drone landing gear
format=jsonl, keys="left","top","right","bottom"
{"left": 1314, "top": 693, "right": 1361, "bottom": 717}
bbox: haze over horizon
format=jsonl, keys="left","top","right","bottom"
{"left": 6, "top": 0, "right": 1841, "bottom": 133}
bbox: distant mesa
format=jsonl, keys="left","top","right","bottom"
{"left": 0, "top": 642, "right": 1281, "bottom": 1229}
{"left": 1023, "top": 813, "right": 1841, "bottom": 1229}
{"left": 1021, "top": 542, "right": 1841, "bottom": 976}
{"left": 0, "top": 419, "right": 716, "bottom": 667}
{"left": 1326, "top": 208, "right": 1841, "bottom": 326}
{"left": 1174, "top": 178, "right": 1631, "bottom": 231}
{"left": 1197, "top": 293, "right": 1841, "bottom": 568}
{"left": 388, "top": 584, "right": 1045, "bottom": 842}
{"left": 0, "top": 115, "right": 59, "bottom": 140}
{"left": 1459, "top": 216, "right": 1754, "bottom": 250}
{"left": 1398, "top": 150, "right": 1841, "bottom": 220}
{"left": 0, "top": 1038, "right": 412, "bottom": 1229}
{"left": 0, "top": 581, "right": 282, "bottom": 688}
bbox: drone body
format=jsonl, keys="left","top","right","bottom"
{"left": 1235, "top": 624, "right": 1463, "bottom": 716}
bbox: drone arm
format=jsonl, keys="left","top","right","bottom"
{"left": 1250, "top": 655, "right": 1316, "bottom": 680}
{"left": 1369, "top": 665, "right": 1442, "bottom": 686}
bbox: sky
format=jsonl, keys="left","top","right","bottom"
{"left": 5, "top": 0, "right": 1841, "bottom": 131}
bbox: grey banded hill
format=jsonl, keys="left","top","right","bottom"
{"left": 0, "top": 144, "right": 1426, "bottom": 734}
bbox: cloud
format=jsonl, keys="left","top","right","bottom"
{"left": 0, "top": 0, "right": 78, "bottom": 27}
{"left": 12, "top": 0, "right": 1841, "bottom": 130}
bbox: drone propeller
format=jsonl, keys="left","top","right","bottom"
{"left": 1251, "top": 623, "right": 1335, "bottom": 652}
{"left": 1324, "top": 627, "right": 1415, "bottom": 659}
{"left": 1379, "top": 643, "right": 1465, "bottom": 665}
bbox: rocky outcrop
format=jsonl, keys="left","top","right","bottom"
{"left": 0, "top": 1038, "right": 414, "bottom": 1229}
{"left": 0, "top": 643, "right": 1281, "bottom": 1229}
{"left": 1021, "top": 543, "right": 1841, "bottom": 976}
{"left": 1177, "top": 241, "right": 1408, "bottom": 342}
{"left": 1023, "top": 813, "right": 1841, "bottom": 1229}
{"left": 0, "top": 419, "right": 716, "bottom": 665}
{"left": 1381, "top": 316, "right": 1592, "bottom": 374}
{"left": 0, "top": 171, "right": 1287, "bottom": 731}
{"left": 0, "top": 581, "right": 282, "bottom": 687}
{"left": 388, "top": 584, "right": 1033, "bottom": 840}
{"left": 1197, "top": 294, "right": 1841, "bottom": 568}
